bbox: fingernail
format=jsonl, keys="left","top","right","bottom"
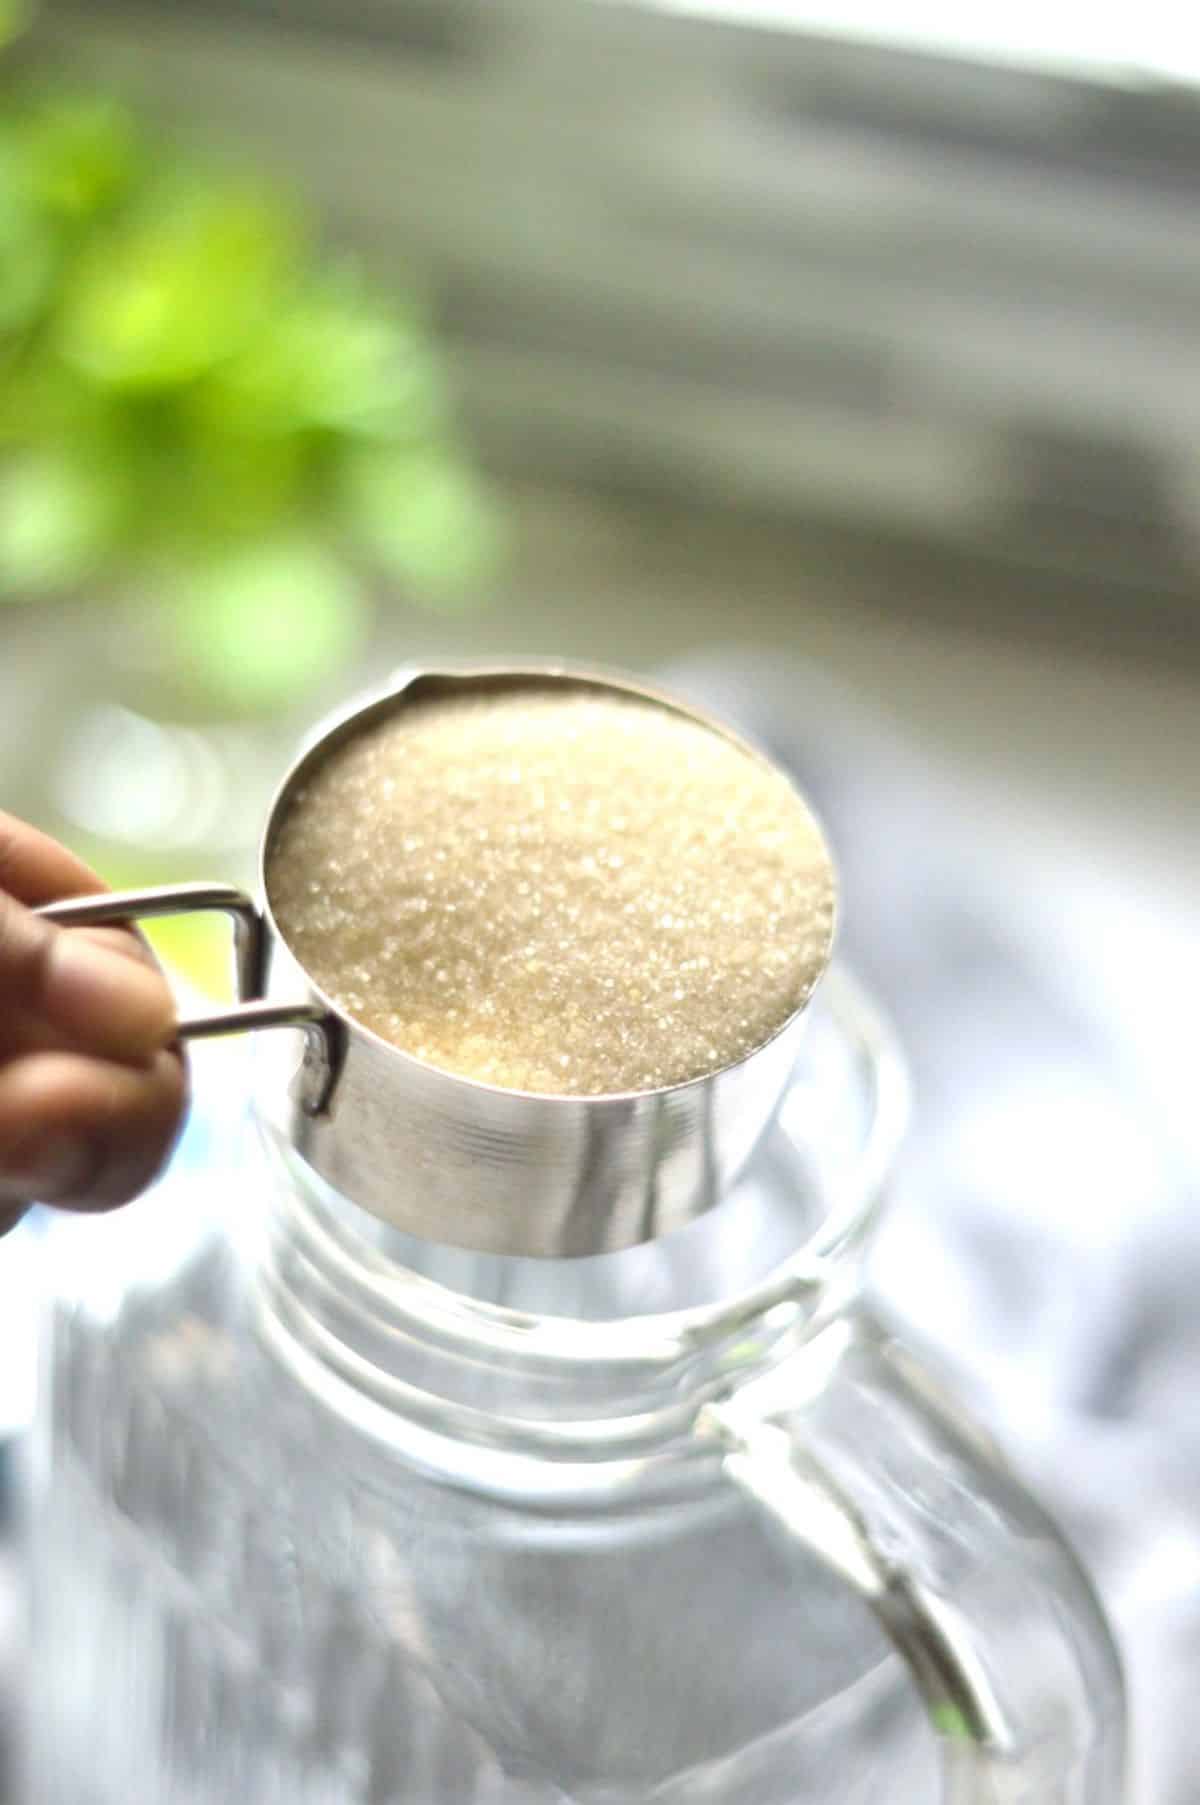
{"left": 48, "top": 932, "right": 174, "bottom": 1059}
{"left": 5, "top": 1131, "right": 93, "bottom": 1203}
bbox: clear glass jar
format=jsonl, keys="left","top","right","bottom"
{"left": 22, "top": 973, "right": 1124, "bottom": 1804}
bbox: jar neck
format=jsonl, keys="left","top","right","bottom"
{"left": 252, "top": 971, "right": 906, "bottom": 1479}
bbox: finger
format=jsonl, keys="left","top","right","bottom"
{"left": 0, "top": 813, "right": 164, "bottom": 988}
{"left": 0, "top": 1201, "right": 26, "bottom": 1239}
{"left": 0, "top": 810, "right": 168, "bottom": 972}
{"left": 57, "top": 925, "right": 159, "bottom": 972}
{"left": 0, "top": 1048, "right": 188, "bottom": 1213}
{"left": 0, "top": 893, "right": 177, "bottom": 1066}
{"left": 0, "top": 930, "right": 161, "bottom": 1040}
{"left": 0, "top": 811, "right": 106, "bottom": 907}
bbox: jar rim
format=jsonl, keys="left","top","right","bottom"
{"left": 268, "top": 965, "right": 909, "bottom": 1372}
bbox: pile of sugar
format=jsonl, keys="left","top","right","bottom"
{"left": 266, "top": 686, "right": 836, "bottom": 1096}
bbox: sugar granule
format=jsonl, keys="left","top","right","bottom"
{"left": 266, "top": 685, "right": 836, "bottom": 1095}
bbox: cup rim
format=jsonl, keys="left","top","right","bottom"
{"left": 256, "top": 659, "right": 839, "bottom": 1107}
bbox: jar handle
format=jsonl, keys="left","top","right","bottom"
{"left": 36, "top": 884, "right": 339, "bottom": 1111}
{"left": 700, "top": 1312, "right": 1126, "bottom": 1804}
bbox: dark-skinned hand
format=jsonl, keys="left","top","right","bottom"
{"left": 0, "top": 811, "right": 188, "bottom": 1238}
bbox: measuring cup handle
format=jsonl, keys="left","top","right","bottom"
{"left": 38, "top": 883, "right": 267, "bottom": 1002}
{"left": 35, "top": 884, "right": 339, "bottom": 1110}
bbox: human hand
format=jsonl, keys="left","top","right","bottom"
{"left": 0, "top": 812, "right": 188, "bottom": 1238}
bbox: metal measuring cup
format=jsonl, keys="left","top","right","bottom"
{"left": 37, "top": 664, "right": 834, "bottom": 1259}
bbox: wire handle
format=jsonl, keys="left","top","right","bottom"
{"left": 36, "top": 884, "right": 339, "bottom": 1114}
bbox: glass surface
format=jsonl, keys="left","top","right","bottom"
{"left": 22, "top": 978, "right": 1122, "bottom": 1803}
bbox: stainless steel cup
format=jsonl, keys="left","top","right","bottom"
{"left": 37, "top": 663, "right": 835, "bottom": 1258}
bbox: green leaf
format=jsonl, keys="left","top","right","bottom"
{"left": 0, "top": 357, "right": 116, "bottom": 450}
{"left": 0, "top": 454, "right": 122, "bottom": 595}
{"left": 195, "top": 277, "right": 444, "bottom": 443}
{"left": 0, "top": 150, "right": 56, "bottom": 332}
{"left": 177, "top": 422, "right": 305, "bottom": 540}
{"left": 286, "top": 285, "right": 444, "bottom": 439}
{"left": 20, "top": 94, "right": 138, "bottom": 222}
{"left": 167, "top": 535, "right": 366, "bottom": 713}
{"left": 58, "top": 181, "right": 305, "bottom": 390}
{"left": 0, "top": 0, "right": 32, "bottom": 52}
{"left": 340, "top": 446, "right": 501, "bottom": 604}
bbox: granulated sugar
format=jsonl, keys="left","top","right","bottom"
{"left": 266, "top": 683, "right": 836, "bottom": 1095}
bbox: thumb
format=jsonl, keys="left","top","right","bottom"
{"left": 0, "top": 892, "right": 177, "bottom": 1066}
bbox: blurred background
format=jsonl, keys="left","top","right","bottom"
{"left": 1, "top": 2, "right": 1198, "bottom": 1801}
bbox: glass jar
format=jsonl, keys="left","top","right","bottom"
{"left": 22, "top": 972, "right": 1124, "bottom": 1804}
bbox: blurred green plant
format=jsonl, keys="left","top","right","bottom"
{"left": 0, "top": 57, "right": 499, "bottom": 712}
